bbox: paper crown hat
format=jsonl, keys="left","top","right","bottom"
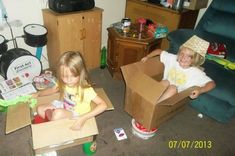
{"left": 182, "top": 35, "right": 209, "bottom": 58}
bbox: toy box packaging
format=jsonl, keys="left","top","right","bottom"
{"left": 184, "top": 0, "right": 209, "bottom": 10}
{"left": 121, "top": 57, "right": 195, "bottom": 130}
{"left": 5, "top": 88, "right": 113, "bottom": 155}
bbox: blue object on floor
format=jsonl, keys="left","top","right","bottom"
{"left": 36, "top": 47, "right": 43, "bottom": 60}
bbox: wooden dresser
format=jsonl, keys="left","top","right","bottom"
{"left": 125, "top": 0, "right": 199, "bottom": 49}
{"left": 42, "top": 8, "right": 103, "bottom": 71}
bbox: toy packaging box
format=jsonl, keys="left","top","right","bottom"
{"left": 121, "top": 56, "right": 196, "bottom": 130}
{"left": 5, "top": 88, "right": 113, "bottom": 155}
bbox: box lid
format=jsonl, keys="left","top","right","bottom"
{"left": 32, "top": 117, "right": 98, "bottom": 149}
{"left": 6, "top": 102, "right": 31, "bottom": 134}
{"left": 121, "top": 57, "right": 167, "bottom": 104}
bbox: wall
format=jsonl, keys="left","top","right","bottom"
{"left": 0, "top": 0, "right": 210, "bottom": 71}
{"left": 0, "top": 0, "right": 126, "bottom": 70}
{"left": 195, "top": 0, "right": 212, "bottom": 27}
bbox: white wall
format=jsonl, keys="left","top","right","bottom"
{"left": 0, "top": 0, "right": 126, "bottom": 70}
{"left": 195, "top": 0, "right": 212, "bottom": 27}
{"left": 0, "top": 0, "right": 211, "bottom": 70}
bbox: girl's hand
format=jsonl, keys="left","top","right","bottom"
{"left": 189, "top": 89, "right": 200, "bottom": 99}
{"left": 70, "top": 116, "right": 86, "bottom": 131}
{"left": 141, "top": 56, "right": 148, "bottom": 63}
{"left": 31, "top": 92, "right": 39, "bottom": 98}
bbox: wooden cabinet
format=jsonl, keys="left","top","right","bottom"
{"left": 125, "top": 0, "right": 199, "bottom": 49}
{"left": 42, "top": 8, "right": 103, "bottom": 71}
{"left": 107, "top": 27, "right": 162, "bottom": 79}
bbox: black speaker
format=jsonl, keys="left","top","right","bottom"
{"left": 148, "top": 0, "right": 161, "bottom": 4}
{"left": 48, "top": 0, "right": 95, "bottom": 13}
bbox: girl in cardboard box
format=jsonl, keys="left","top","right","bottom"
{"left": 32, "top": 51, "right": 107, "bottom": 130}
{"left": 141, "top": 35, "right": 216, "bottom": 102}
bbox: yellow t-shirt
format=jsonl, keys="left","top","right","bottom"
{"left": 63, "top": 86, "right": 97, "bottom": 115}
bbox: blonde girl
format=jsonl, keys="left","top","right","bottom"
{"left": 141, "top": 35, "right": 215, "bottom": 103}
{"left": 34, "top": 51, "right": 107, "bottom": 130}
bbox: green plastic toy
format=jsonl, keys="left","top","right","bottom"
{"left": 82, "top": 141, "right": 97, "bottom": 156}
{"left": 0, "top": 95, "right": 37, "bottom": 112}
{"left": 206, "top": 54, "right": 235, "bottom": 70}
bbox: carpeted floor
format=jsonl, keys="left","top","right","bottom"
{"left": 1, "top": 68, "right": 235, "bottom": 156}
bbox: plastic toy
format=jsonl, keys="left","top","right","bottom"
{"left": 0, "top": 95, "right": 37, "bottom": 112}
{"left": 206, "top": 54, "right": 235, "bottom": 70}
{"left": 207, "top": 42, "right": 227, "bottom": 58}
{"left": 82, "top": 141, "right": 97, "bottom": 156}
{"left": 33, "top": 70, "right": 57, "bottom": 90}
{"left": 154, "top": 24, "right": 168, "bottom": 38}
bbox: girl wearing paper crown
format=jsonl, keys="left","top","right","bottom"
{"left": 32, "top": 51, "right": 107, "bottom": 130}
{"left": 141, "top": 35, "right": 216, "bottom": 102}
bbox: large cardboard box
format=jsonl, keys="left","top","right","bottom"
{"left": 184, "top": 0, "right": 209, "bottom": 10}
{"left": 121, "top": 57, "right": 195, "bottom": 130}
{"left": 5, "top": 88, "right": 113, "bottom": 154}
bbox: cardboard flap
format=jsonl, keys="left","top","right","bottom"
{"left": 94, "top": 88, "right": 114, "bottom": 110}
{"left": 37, "top": 93, "right": 60, "bottom": 104}
{"left": 157, "top": 86, "right": 197, "bottom": 106}
{"left": 32, "top": 117, "right": 98, "bottom": 150}
{"left": 131, "top": 72, "right": 167, "bottom": 104}
{"left": 138, "top": 57, "right": 164, "bottom": 77}
{"left": 121, "top": 58, "right": 167, "bottom": 104}
{"left": 121, "top": 57, "right": 163, "bottom": 83}
{"left": 35, "top": 88, "right": 114, "bottom": 111}
{"left": 6, "top": 102, "right": 31, "bottom": 134}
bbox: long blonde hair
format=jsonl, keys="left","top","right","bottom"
{"left": 56, "top": 51, "right": 91, "bottom": 101}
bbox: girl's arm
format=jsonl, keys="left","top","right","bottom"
{"left": 141, "top": 49, "right": 163, "bottom": 62}
{"left": 70, "top": 95, "right": 107, "bottom": 130}
{"left": 190, "top": 81, "right": 216, "bottom": 99}
{"left": 32, "top": 85, "right": 59, "bottom": 97}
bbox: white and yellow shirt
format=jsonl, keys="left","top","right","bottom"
{"left": 160, "top": 51, "right": 212, "bottom": 92}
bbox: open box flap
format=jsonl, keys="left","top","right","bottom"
{"left": 35, "top": 88, "right": 114, "bottom": 111}
{"left": 121, "top": 58, "right": 167, "bottom": 104}
{"left": 6, "top": 102, "right": 31, "bottom": 134}
{"left": 94, "top": 88, "right": 114, "bottom": 110}
{"left": 137, "top": 57, "right": 164, "bottom": 77}
{"left": 32, "top": 117, "right": 98, "bottom": 150}
{"left": 157, "top": 86, "right": 197, "bottom": 106}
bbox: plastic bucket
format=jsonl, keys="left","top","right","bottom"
{"left": 82, "top": 141, "right": 97, "bottom": 156}
{"left": 131, "top": 119, "right": 157, "bottom": 140}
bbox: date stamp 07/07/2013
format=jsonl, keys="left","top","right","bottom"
{"left": 168, "top": 140, "right": 213, "bottom": 149}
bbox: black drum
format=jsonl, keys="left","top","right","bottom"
{"left": 0, "top": 35, "right": 8, "bottom": 55}
{"left": 0, "top": 48, "right": 42, "bottom": 80}
{"left": 23, "top": 24, "right": 48, "bottom": 47}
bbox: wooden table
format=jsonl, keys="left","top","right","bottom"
{"left": 107, "top": 26, "right": 162, "bottom": 79}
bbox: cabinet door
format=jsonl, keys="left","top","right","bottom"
{"left": 57, "top": 14, "right": 84, "bottom": 54}
{"left": 43, "top": 8, "right": 102, "bottom": 71}
{"left": 117, "top": 41, "right": 146, "bottom": 67}
{"left": 107, "top": 33, "right": 117, "bottom": 70}
{"left": 83, "top": 10, "right": 102, "bottom": 69}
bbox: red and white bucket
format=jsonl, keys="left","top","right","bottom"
{"left": 131, "top": 119, "right": 157, "bottom": 140}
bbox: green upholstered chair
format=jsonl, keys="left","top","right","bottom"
{"left": 166, "top": 0, "right": 235, "bottom": 123}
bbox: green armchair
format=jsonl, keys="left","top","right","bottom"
{"left": 167, "top": 0, "right": 235, "bottom": 122}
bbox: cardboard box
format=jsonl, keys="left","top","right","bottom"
{"left": 5, "top": 88, "right": 113, "bottom": 154}
{"left": 184, "top": 0, "right": 209, "bottom": 10}
{"left": 121, "top": 57, "right": 195, "bottom": 130}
